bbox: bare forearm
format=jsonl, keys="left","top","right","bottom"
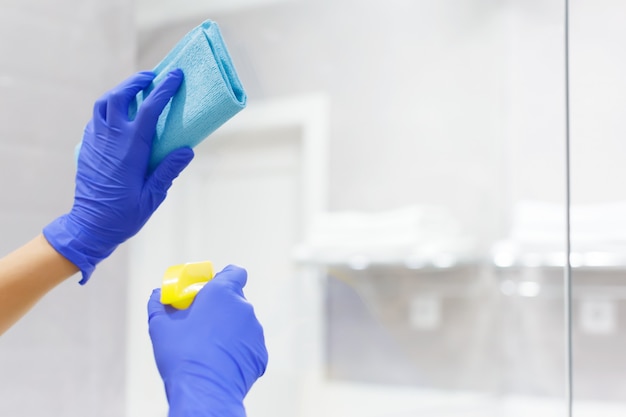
{"left": 0, "top": 234, "right": 78, "bottom": 335}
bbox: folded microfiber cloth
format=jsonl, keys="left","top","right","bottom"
{"left": 76, "top": 20, "right": 246, "bottom": 171}
{"left": 141, "top": 19, "right": 246, "bottom": 171}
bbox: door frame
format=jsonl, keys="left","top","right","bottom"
{"left": 124, "top": 93, "right": 330, "bottom": 417}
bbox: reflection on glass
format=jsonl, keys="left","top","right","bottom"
{"left": 130, "top": 1, "right": 576, "bottom": 416}
{"left": 570, "top": 2, "right": 626, "bottom": 415}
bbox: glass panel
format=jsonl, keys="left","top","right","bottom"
{"left": 570, "top": 1, "right": 626, "bottom": 416}
{"left": 133, "top": 1, "right": 569, "bottom": 416}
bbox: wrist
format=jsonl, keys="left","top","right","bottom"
{"left": 42, "top": 214, "right": 117, "bottom": 284}
{"left": 36, "top": 234, "right": 80, "bottom": 277}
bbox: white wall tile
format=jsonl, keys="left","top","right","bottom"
{"left": 0, "top": 0, "right": 135, "bottom": 416}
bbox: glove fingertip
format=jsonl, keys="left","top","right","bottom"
{"left": 218, "top": 264, "right": 248, "bottom": 290}
{"left": 134, "top": 72, "right": 183, "bottom": 130}
{"left": 168, "top": 68, "right": 184, "bottom": 79}
{"left": 150, "top": 287, "right": 162, "bottom": 300}
{"left": 172, "top": 147, "right": 194, "bottom": 165}
{"left": 147, "top": 288, "right": 166, "bottom": 319}
{"left": 157, "top": 147, "right": 193, "bottom": 181}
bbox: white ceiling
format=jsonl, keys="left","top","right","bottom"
{"left": 135, "top": 0, "right": 297, "bottom": 30}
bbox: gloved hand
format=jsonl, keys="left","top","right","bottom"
{"left": 43, "top": 70, "right": 194, "bottom": 284}
{"left": 148, "top": 265, "right": 268, "bottom": 417}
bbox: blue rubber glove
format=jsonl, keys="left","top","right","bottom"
{"left": 148, "top": 265, "right": 268, "bottom": 417}
{"left": 43, "top": 70, "right": 194, "bottom": 284}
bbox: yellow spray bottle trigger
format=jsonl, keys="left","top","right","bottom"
{"left": 160, "top": 261, "right": 215, "bottom": 310}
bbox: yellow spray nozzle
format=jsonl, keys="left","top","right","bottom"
{"left": 160, "top": 261, "right": 215, "bottom": 309}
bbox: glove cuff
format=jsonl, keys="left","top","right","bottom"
{"left": 42, "top": 214, "right": 117, "bottom": 285}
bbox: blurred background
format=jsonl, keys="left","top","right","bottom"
{"left": 1, "top": 0, "right": 626, "bottom": 416}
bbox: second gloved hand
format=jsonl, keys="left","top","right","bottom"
{"left": 148, "top": 265, "right": 268, "bottom": 417}
{"left": 43, "top": 70, "right": 194, "bottom": 284}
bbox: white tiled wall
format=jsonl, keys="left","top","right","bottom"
{"left": 0, "top": 1, "right": 135, "bottom": 416}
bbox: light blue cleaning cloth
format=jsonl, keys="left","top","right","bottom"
{"left": 141, "top": 19, "right": 246, "bottom": 171}
{"left": 76, "top": 20, "right": 246, "bottom": 171}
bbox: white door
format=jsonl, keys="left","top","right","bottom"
{"left": 127, "top": 126, "right": 302, "bottom": 417}
{"left": 181, "top": 126, "right": 303, "bottom": 417}
{"left": 126, "top": 95, "right": 330, "bottom": 417}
